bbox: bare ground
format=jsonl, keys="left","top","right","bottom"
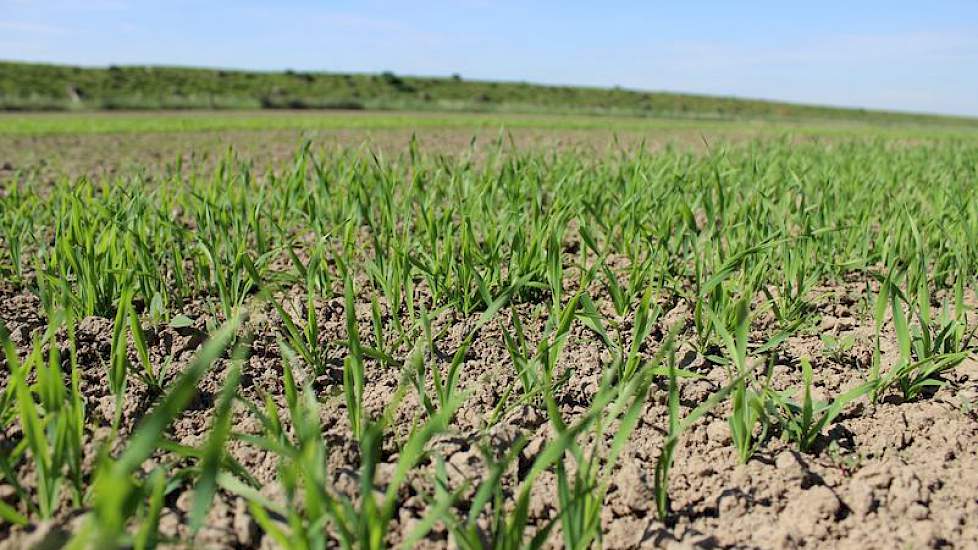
{"left": 1, "top": 128, "right": 976, "bottom": 548}
{"left": 1, "top": 268, "right": 976, "bottom": 549}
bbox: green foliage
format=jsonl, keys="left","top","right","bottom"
{"left": 1, "top": 316, "right": 84, "bottom": 520}
{"left": 655, "top": 354, "right": 741, "bottom": 521}
{"left": 343, "top": 272, "right": 367, "bottom": 442}
{"left": 70, "top": 316, "right": 241, "bottom": 547}
{"left": 711, "top": 299, "right": 769, "bottom": 463}
{"left": 874, "top": 272, "right": 973, "bottom": 401}
{"left": 7, "top": 61, "right": 978, "bottom": 126}
{"left": 2, "top": 134, "right": 977, "bottom": 547}
{"left": 771, "top": 358, "right": 873, "bottom": 452}
{"left": 821, "top": 333, "right": 856, "bottom": 362}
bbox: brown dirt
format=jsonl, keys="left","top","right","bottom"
{"left": 0, "top": 127, "right": 652, "bottom": 182}
{"left": 2, "top": 265, "right": 976, "bottom": 549}
{"left": 0, "top": 120, "right": 836, "bottom": 182}
{"left": 1, "top": 129, "right": 976, "bottom": 548}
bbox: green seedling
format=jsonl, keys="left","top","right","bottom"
{"left": 270, "top": 290, "right": 329, "bottom": 375}
{"left": 874, "top": 276, "right": 972, "bottom": 401}
{"left": 821, "top": 333, "right": 856, "bottom": 363}
{"left": 4, "top": 132, "right": 978, "bottom": 547}
{"left": 711, "top": 298, "right": 769, "bottom": 463}
{"left": 71, "top": 316, "right": 241, "bottom": 547}
{"left": 771, "top": 357, "right": 872, "bottom": 452}
{"left": 501, "top": 293, "right": 581, "bottom": 409}
{"left": 656, "top": 353, "right": 741, "bottom": 521}
{"left": 2, "top": 316, "right": 84, "bottom": 521}
{"left": 343, "top": 272, "right": 367, "bottom": 442}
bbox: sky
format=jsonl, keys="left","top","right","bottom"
{"left": 2, "top": 0, "right": 978, "bottom": 116}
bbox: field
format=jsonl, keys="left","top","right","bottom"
{"left": 1, "top": 111, "right": 978, "bottom": 549}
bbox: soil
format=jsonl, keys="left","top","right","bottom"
{"left": 0, "top": 127, "right": 645, "bottom": 182}
{"left": 0, "top": 121, "right": 820, "bottom": 182}
{"left": 2, "top": 265, "right": 976, "bottom": 549}
{"left": 1, "top": 131, "right": 976, "bottom": 549}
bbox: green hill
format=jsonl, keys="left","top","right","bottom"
{"left": 2, "top": 60, "right": 975, "bottom": 126}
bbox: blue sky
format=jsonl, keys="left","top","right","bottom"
{"left": 2, "top": 0, "right": 977, "bottom": 116}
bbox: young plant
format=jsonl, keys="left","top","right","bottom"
{"left": 875, "top": 277, "right": 971, "bottom": 401}
{"left": 762, "top": 240, "right": 818, "bottom": 330}
{"left": 712, "top": 298, "right": 769, "bottom": 463}
{"left": 618, "top": 287, "right": 662, "bottom": 383}
{"left": 448, "top": 353, "right": 657, "bottom": 549}
{"left": 501, "top": 293, "right": 581, "bottom": 408}
{"left": 229, "top": 357, "right": 462, "bottom": 550}
{"left": 655, "top": 352, "right": 740, "bottom": 521}
{"left": 270, "top": 289, "right": 329, "bottom": 375}
{"left": 771, "top": 358, "right": 872, "bottom": 453}
{"left": 438, "top": 439, "right": 548, "bottom": 550}
{"left": 820, "top": 332, "right": 856, "bottom": 363}
{"left": 728, "top": 380, "right": 768, "bottom": 464}
{"left": 71, "top": 316, "right": 241, "bottom": 547}
{"left": 343, "top": 272, "right": 367, "bottom": 442}
{"left": 413, "top": 284, "right": 519, "bottom": 420}
{"left": 408, "top": 311, "right": 472, "bottom": 419}
{"left": 1, "top": 316, "right": 85, "bottom": 521}
{"left": 554, "top": 457, "right": 602, "bottom": 550}
{"left": 556, "top": 341, "right": 673, "bottom": 549}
